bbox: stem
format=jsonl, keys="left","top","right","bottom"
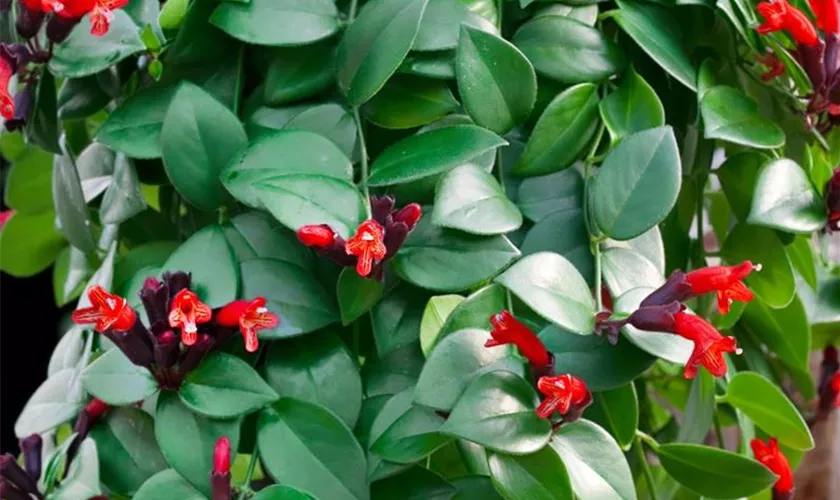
{"left": 584, "top": 122, "right": 606, "bottom": 178}
{"left": 634, "top": 437, "right": 658, "bottom": 500}
{"left": 236, "top": 444, "right": 260, "bottom": 500}
{"left": 349, "top": 0, "right": 359, "bottom": 22}
{"left": 495, "top": 0, "right": 503, "bottom": 30}
{"left": 593, "top": 239, "right": 603, "bottom": 312}
{"left": 352, "top": 107, "right": 373, "bottom": 219}
{"left": 232, "top": 44, "right": 245, "bottom": 117}
{"left": 713, "top": 414, "right": 726, "bottom": 449}
{"left": 496, "top": 149, "right": 506, "bottom": 193}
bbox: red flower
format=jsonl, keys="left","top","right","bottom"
{"left": 216, "top": 297, "right": 280, "bottom": 353}
{"left": 47, "top": 0, "right": 129, "bottom": 35}
{"left": 297, "top": 224, "right": 336, "bottom": 248}
{"left": 536, "top": 374, "right": 591, "bottom": 419}
{"left": 71, "top": 285, "right": 136, "bottom": 332}
{"left": 0, "top": 210, "right": 13, "bottom": 229}
{"left": 832, "top": 372, "right": 840, "bottom": 407}
{"left": 22, "top": 0, "right": 45, "bottom": 11}
{"left": 673, "top": 312, "right": 741, "bottom": 378}
{"left": 394, "top": 203, "right": 422, "bottom": 228}
{"left": 168, "top": 289, "right": 211, "bottom": 346}
{"left": 213, "top": 436, "right": 231, "bottom": 475}
{"left": 345, "top": 219, "right": 387, "bottom": 277}
{"left": 757, "top": 0, "right": 819, "bottom": 46}
{"left": 685, "top": 261, "right": 759, "bottom": 314}
{"left": 0, "top": 51, "right": 13, "bottom": 121}
{"left": 809, "top": 0, "right": 840, "bottom": 33}
{"left": 485, "top": 310, "right": 551, "bottom": 367}
{"left": 751, "top": 438, "right": 794, "bottom": 494}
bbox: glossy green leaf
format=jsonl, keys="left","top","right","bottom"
{"left": 264, "top": 41, "right": 336, "bottom": 105}
{"left": 611, "top": 0, "right": 697, "bottom": 91}
{"left": 495, "top": 252, "right": 596, "bottom": 334}
{"left": 586, "top": 384, "right": 638, "bottom": 450}
{"left": 370, "top": 387, "right": 452, "bottom": 463}
{"left": 363, "top": 343, "right": 426, "bottom": 398}
{"left": 656, "top": 443, "right": 777, "bottom": 498}
{"left": 613, "top": 287, "right": 692, "bottom": 365}
{"left": 263, "top": 331, "right": 362, "bottom": 428}
{"left": 337, "top": 0, "right": 430, "bottom": 105}
{"left": 514, "top": 84, "right": 599, "bottom": 176}
{"left": 57, "top": 75, "right": 111, "bottom": 120}
{"left": 26, "top": 71, "right": 60, "bottom": 154}
{"left": 134, "top": 469, "right": 206, "bottom": 500}
{"left": 601, "top": 247, "right": 663, "bottom": 297}
{"left": 361, "top": 75, "right": 459, "bottom": 129}
{"left": 180, "top": 352, "right": 279, "bottom": 418}
{"left": 535, "top": 4, "right": 598, "bottom": 24}
{"left": 338, "top": 268, "right": 385, "bottom": 325}
{"left": 414, "top": 328, "right": 525, "bottom": 411}
{"left": 438, "top": 284, "right": 506, "bottom": 339}
{"left": 599, "top": 68, "right": 665, "bottom": 141}
{"left": 251, "top": 485, "right": 314, "bottom": 500}
{"left": 724, "top": 372, "right": 813, "bottom": 450}
{"left": 398, "top": 51, "right": 456, "bottom": 80}
{"left": 100, "top": 155, "right": 148, "bottom": 224}
{"left": 721, "top": 224, "right": 794, "bottom": 308}
{"left": 787, "top": 236, "right": 818, "bottom": 290}
{"left": 0, "top": 210, "right": 66, "bottom": 278}
{"left": 247, "top": 103, "right": 357, "bottom": 160}
{"left": 155, "top": 392, "right": 242, "bottom": 495}
{"left": 676, "top": 369, "right": 715, "bottom": 444}
{"left": 414, "top": 0, "right": 496, "bottom": 52}
{"left": 700, "top": 86, "right": 785, "bottom": 149}
{"left": 748, "top": 158, "right": 826, "bottom": 233}
{"left": 420, "top": 294, "right": 464, "bottom": 356}
{"left": 716, "top": 151, "right": 770, "bottom": 221}
{"left": 259, "top": 399, "right": 369, "bottom": 500}
{"left": 97, "top": 86, "right": 178, "bottom": 159}
{"left": 81, "top": 349, "right": 159, "bottom": 406}
{"left": 392, "top": 217, "right": 520, "bottom": 292}
{"left": 49, "top": 11, "right": 145, "bottom": 78}
{"left": 521, "top": 205, "right": 593, "bottom": 287}
{"left": 4, "top": 146, "right": 54, "bottom": 214}
{"left": 368, "top": 125, "right": 506, "bottom": 186}
{"left": 741, "top": 295, "right": 810, "bottom": 370}
{"left": 52, "top": 151, "right": 96, "bottom": 253}
{"left": 440, "top": 371, "right": 552, "bottom": 454}
{"left": 456, "top": 26, "right": 536, "bottom": 134}
{"left": 513, "top": 16, "right": 625, "bottom": 84}
{"left": 210, "top": 0, "right": 339, "bottom": 46}
{"left": 488, "top": 447, "right": 573, "bottom": 500}
{"left": 371, "top": 466, "right": 455, "bottom": 499}
{"left": 590, "top": 126, "right": 681, "bottom": 240}
{"left": 163, "top": 224, "right": 239, "bottom": 307}
{"left": 371, "top": 285, "right": 427, "bottom": 356}
{"left": 51, "top": 438, "right": 101, "bottom": 500}
{"left": 433, "top": 164, "right": 523, "bottom": 235}
{"left": 161, "top": 82, "right": 245, "bottom": 211}
{"left": 14, "top": 368, "right": 85, "bottom": 438}
{"left": 517, "top": 168, "right": 584, "bottom": 222}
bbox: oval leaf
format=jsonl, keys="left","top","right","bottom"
{"left": 599, "top": 68, "right": 665, "bottom": 141}
{"left": 134, "top": 469, "right": 205, "bottom": 500}
{"left": 81, "top": 349, "right": 159, "bottom": 406}
{"left": 210, "top": 0, "right": 339, "bottom": 46}
{"left": 700, "top": 86, "right": 785, "bottom": 149}
{"left": 489, "top": 447, "right": 574, "bottom": 500}
{"left": 414, "top": 0, "right": 497, "bottom": 52}
{"left": 748, "top": 158, "right": 826, "bottom": 233}
{"left": 433, "top": 164, "right": 523, "bottom": 235}
{"left": 49, "top": 11, "right": 145, "bottom": 78}
{"left": 585, "top": 384, "right": 638, "bottom": 451}
{"left": 162, "top": 224, "right": 239, "bottom": 307}
{"left": 369, "top": 387, "right": 453, "bottom": 463}
{"left": 721, "top": 224, "right": 794, "bottom": 308}
{"left": 361, "top": 76, "right": 459, "bottom": 130}
{"left": 15, "top": 368, "right": 85, "bottom": 438}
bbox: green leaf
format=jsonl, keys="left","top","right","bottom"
{"left": 440, "top": 371, "right": 552, "bottom": 454}
{"left": 361, "top": 75, "right": 459, "bottom": 130}
{"left": 514, "top": 84, "right": 599, "bottom": 176}
{"left": 741, "top": 295, "right": 810, "bottom": 370}
{"left": 676, "top": 369, "right": 715, "bottom": 444}
{"left": 495, "top": 252, "right": 595, "bottom": 334}
{"left": 787, "top": 236, "right": 817, "bottom": 290}
{"left": 251, "top": 485, "right": 314, "bottom": 500}
{"left": 114, "top": 241, "right": 179, "bottom": 291}
{"left": 488, "top": 447, "right": 574, "bottom": 500}
{"left": 338, "top": 268, "right": 385, "bottom": 325}
{"left": 586, "top": 384, "right": 638, "bottom": 451}
{"left": 264, "top": 41, "right": 336, "bottom": 106}
{"left": 370, "top": 387, "right": 453, "bottom": 463}
{"left": 433, "top": 164, "right": 523, "bottom": 235}
{"left": 613, "top": 287, "right": 692, "bottom": 364}
{"left": 700, "top": 86, "right": 785, "bottom": 149}
{"left": 53, "top": 151, "right": 96, "bottom": 253}
{"left": 716, "top": 151, "right": 770, "bottom": 221}
{"left": 611, "top": 0, "right": 697, "bottom": 91}
{"left": 599, "top": 68, "right": 665, "bottom": 141}
{"left": 539, "top": 325, "right": 655, "bottom": 391}
{"left": 49, "top": 11, "right": 145, "bottom": 78}
{"left": 392, "top": 216, "right": 520, "bottom": 292}
{"left": 437, "top": 284, "right": 506, "bottom": 340}
{"left": 51, "top": 438, "right": 101, "bottom": 500}
{"left": 517, "top": 169, "right": 584, "bottom": 222}
{"left": 590, "top": 126, "right": 681, "bottom": 240}
{"left": 399, "top": 51, "right": 456, "bottom": 80}
{"left": 263, "top": 331, "right": 362, "bottom": 428}
{"left": 550, "top": 420, "right": 636, "bottom": 500}
{"left": 656, "top": 443, "right": 777, "bottom": 498}
{"left": 155, "top": 392, "right": 242, "bottom": 496}
{"left": 81, "top": 349, "right": 159, "bottom": 406}
{"left": 4, "top": 146, "right": 54, "bottom": 214}
{"left": 747, "top": 158, "right": 826, "bottom": 233}
{"left": 90, "top": 407, "right": 169, "bottom": 496}
{"left": 414, "top": 328, "right": 525, "bottom": 411}
{"left": 521, "top": 205, "right": 593, "bottom": 287}
{"left": 535, "top": 4, "right": 598, "bottom": 24}
{"left": 0, "top": 210, "right": 66, "bottom": 278}
{"left": 57, "top": 76, "right": 111, "bottom": 120}
{"left": 368, "top": 125, "right": 506, "bottom": 186}
{"left": 371, "top": 285, "right": 427, "bottom": 356}
{"left": 134, "top": 469, "right": 206, "bottom": 500}
{"left": 161, "top": 82, "right": 246, "bottom": 211}
{"left": 100, "top": 155, "right": 148, "bottom": 224}
{"left": 222, "top": 130, "right": 363, "bottom": 238}
{"left": 420, "top": 294, "right": 464, "bottom": 356}
{"left": 337, "top": 0, "right": 430, "bottom": 105}
{"left": 180, "top": 352, "right": 279, "bottom": 418}
{"left": 14, "top": 368, "right": 85, "bottom": 438}
{"left": 48, "top": 328, "right": 86, "bottom": 376}
{"left": 247, "top": 103, "right": 357, "bottom": 160}
{"left": 371, "top": 466, "right": 455, "bottom": 499}
{"left": 159, "top": 0, "right": 189, "bottom": 29}
{"left": 456, "top": 26, "right": 536, "bottom": 134}
{"left": 97, "top": 86, "right": 178, "bottom": 159}
{"left": 724, "top": 372, "right": 814, "bottom": 450}
{"left": 363, "top": 343, "right": 426, "bottom": 398}
{"left": 26, "top": 71, "right": 60, "bottom": 154}
{"left": 721, "top": 224, "right": 794, "bottom": 308}
{"left": 601, "top": 247, "right": 663, "bottom": 297}
{"left": 258, "top": 399, "right": 369, "bottom": 500}
{"left": 414, "top": 0, "right": 496, "bottom": 52}
{"left": 513, "top": 16, "right": 625, "bottom": 84}
{"left": 210, "top": 0, "right": 339, "bottom": 46}
{"left": 162, "top": 224, "right": 239, "bottom": 307}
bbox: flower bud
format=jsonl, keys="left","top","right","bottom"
{"left": 297, "top": 224, "right": 336, "bottom": 248}
{"left": 0, "top": 453, "right": 38, "bottom": 495}
{"left": 394, "top": 203, "right": 422, "bottom": 229}
{"left": 18, "top": 434, "right": 41, "bottom": 481}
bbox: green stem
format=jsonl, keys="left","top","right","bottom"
{"left": 237, "top": 444, "right": 260, "bottom": 500}
{"left": 593, "top": 239, "right": 603, "bottom": 312}
{"left": 495, "top": 0, "right": 503, "bottom": 30}
{"left": 348, "top": 0, "right": 359, "bottom": 22}
{"left": 634, "top": 437, "right": 658, "bottom": 500}
{"left": 713, "top": 414, "right": 726, "bottom": 449}
{"left": 496, "top": 149, "right": 505, "bottom": 193}
{"left": 232, "top": 44, "right": 245, "bottom": 117}
{"left": 583, "top": 122, "right": 606, "bottom": 179}
{"left": 352, "top": 107, "right": 373, "bottom": 219}
{"left": 635, "top": 430, "right": 660, "bottom": 450}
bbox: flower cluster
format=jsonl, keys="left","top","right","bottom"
{"left": 0, "top": 434, "right": 42, "bottom": 500}
{"left": 71, "top": 271, "right": 279, "bottom": 389}
{"left": 826, "top": 167, "right": 840, "bottom": 232}
{"left": 751, "top": 438, "right": 794, "bottom": 499}
{"left": 297, "top": 195, "right": 422, "bottom": 279}
{"left": 755, "top": 0, "right": 840, "bottom": 131}
{"left": 597, "top": 262, "right": 760, "bottom": 379}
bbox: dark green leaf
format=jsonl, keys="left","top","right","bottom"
{"left": 740, "top": 296, "right": 810, "bottom": 370}
{"left": 247, "top": 103, "right": 357, "bottom": 160}
{"left": 399, "top": 51, "right": 456, "bottom": 80}
{"left": 57, "top": 76, "right": 111, "bottom": 120}
{"left": 4, "top": 147, "right": 54, "bottom": 214}
{"left": 438, "top": 284, "right": 506, "bottom": 339}
{"left": 81, "top": 349, "right": 159, "bottom": 406}
{"left": 521, "top": 206, "right": 593, "bottom": 287}
{"left": 440, "top": 371, "right": 552, "bottom": 454}
{"left": 675, "top": 369, "right": 715, "bottom": 444}
{"left": 488, "top": 447, "right": 574, "bottom": 500}
{"left": 363, "top": 343, "right": 426, "bottom": 398}
{"left": 133, "top": 469, "right": 205, "bottom": 500}
{"left": 49, "top": 11, "right": 145, "bottom": 78}
{"left": 787, "top": 236, "right": 817, "bottom": 290}
{"left": 433, "top": 164, "right": 523, "bottom": 235}
{"left": 369, "top": 387, "right": 452, "bottom": 463}
{"left": 700, "top": 86, "right": 785, "bottom": 149}
{"left": 535, "top": 4, "right": 599, "bottom": 24}
{"left": 210, "top": 0, "right": 339, "bottom": 46}
{"left": 180, "top": 352, "right": 279, "bottom": 418}
{"left": 747, "top": 158, "right": 826, "bottom": 233}
{"left": 14, "top": 369, "right": 85, "bottom": 438}
{"left": 414, "top": 0, "right": 496, "bottom": 52}
{"left": 517, "top": 169, "right": 584, "bottom": 222}
{"left": 264, "top": 41, "right": 336, "bottom": 106}
{"left": 716, "top": 151, "right": 769, "bottom": 221}
{"left": 100, "top": 155, "right": 148, "bottom": 224}
{"left": 52, "top": 151, "right": 96, "bottom": 253}
{"left": 451, "top": 475, "right": 502, "bottom": 500}
{"left": 163, "top": 224, "right": 239, "bottom": 307}
{"left": 251, "top": 485, "right": 314, "bottom": 500}
{"left": 361, "top": 76, "right": 459, "bottom": 130}
{"left": 26, "top": 71, "right": 60, "bottom": 154}
{"left": 586, "top": 384, "right": 638, "bottom": 450}
{"left": 338, "top": 268, "right": 385, "bottom": 325}
{"left": 371, "top": 285, "right": 427, "bottom": 356}
{"left": 0, "top": 210, "right": 65, "bottom": 278}
{"left": 371, "top": 466, "right": 455, "bottom": 500}
{"left": 721, "top": 224, "right": 794, "bottom": 308}
{"left": 96, "top": 86, "right": 178, "bottom": 159}
{"left": 599, "top": 68, "right": 665, "bottom": 141}
{"left": 420, "top": 294, "right": 464, "bottom": 356}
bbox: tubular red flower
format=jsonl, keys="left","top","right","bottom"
{"left": 685, "top": 261, "right": 759, "bottom": 314}
{"left": 297, "top": 224, "right": 336, "bottom": 248}
{"left": 71, "top": 285, "right": 136, "bottom": 332}
{"left": 85, "top": 397, "right": 110, "bottom": 420}
{"left": 345, "top": 219, "right": 387, "bottom": 277}
{"left": 0, "top": 53, "right": 13, "bottom": 120}
{"left": 757, "top": 0, "right": 819, "bottom": 46}
{"left": 48, "top": 0, "right": 128, "bottom": 35}
{"left": 394, "top": 203, "right": 422, "bottom": 229}
{"left": 213, "top": 436, "right": 231, "bottom": 474}
{"left": 168, "top": 289, "right": 211, "bottom": 346}
{"left": 536, "top": 374, "right": 591, "bottom": 419}
{"left": 217, "top": 297, "right": 279, "bottom": 353}
{"left": 673, "top": 312, "right": 741, "bottom": 379}
{"left": 810, "top": 0, "right": 840, "bottom": 33}
{"left": 751, "top": 438, "right": 794, "bottom": 494}
{"left": 485, "top": 310, "right": 551, "bottom": 367}
{"left": 832, "top": 372, "right": 840, "bottom": 407}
